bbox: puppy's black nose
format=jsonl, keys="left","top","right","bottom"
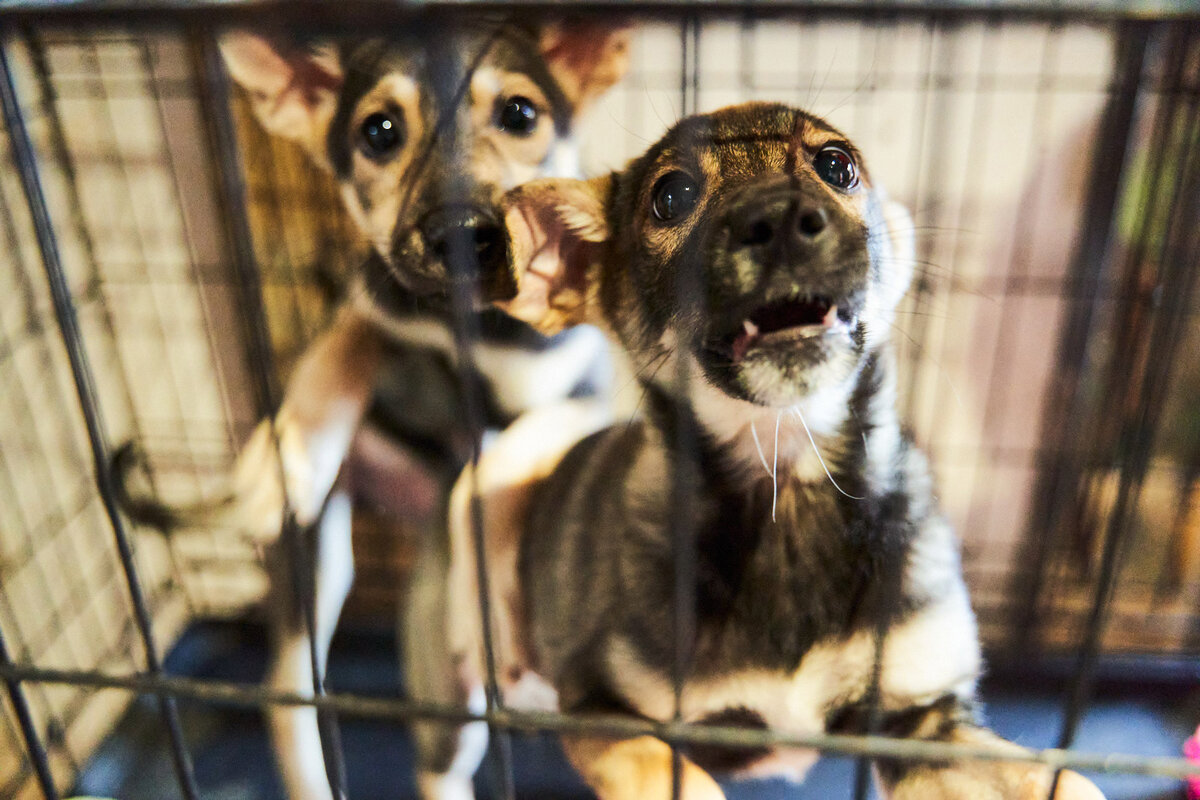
{"left": 420, "top": 205, "right": 506, "bottom": 276}
{"left": 732, "top": 200, "right": 829, "bottom": 250}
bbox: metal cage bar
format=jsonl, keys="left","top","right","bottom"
{"left": 0, "top": 624, "right": 59, "bottom": 800}
{"left": 0, "top": 39, "right": 201, "bottom": 800}
{"left": 194, "top": 29, "right": 353, "bottom": 800}
{"left": 1056, "top": 19, "right": 1200, "bottom": 751}
{"left": 3, "top": 659, "right": 1200, "bottom": 781}
{"left": 438, "top": 24, "right": 521, "bottom": 800}
{"left": 1011, "top": 18, "right": 1153, "bottom": 654}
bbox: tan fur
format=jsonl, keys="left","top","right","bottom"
{"left": 561, "top": 736, "right": 727, "bottom": 800}
{"left": 882, "top": 728, "right": 1104, "bottom": 800}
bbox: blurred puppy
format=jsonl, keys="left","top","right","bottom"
{"left": 116, "top": 19, "right": 629, "bottom": 800}
{"left": 444, "top": 103, "right": 1107, "bottom": 800}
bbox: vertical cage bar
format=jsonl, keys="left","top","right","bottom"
{"left": 669, "top": 15, "right": 702, "bottom": 800}
{"left": 20, "top": 31, "right": 145, "bottom": 444}
{"left": 433, "top": 23, "right": 516, "bottom": 800}
{"left": 0, "top": 38, "right": 200, "bottom": 800}
{"left": 192, "top": 30, "right": 351, "bottom": 800}
{"left": 0, "top": 623, "right": 59, "bottom": 800}
{"left": 193, "top": 30, "right": 279, "bottom": 416}
{"left": 1053, "top": 22, "right": 1200, "bottom": 762}
{"left": 1011, "top": 19, "right": 1153, "bottom": 654}
{"left": 852, "top": 15, "right": 940, "bottom": 796}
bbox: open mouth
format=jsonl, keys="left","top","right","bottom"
{"left": 716, "top": 295, "right": 849, "bottom": 363}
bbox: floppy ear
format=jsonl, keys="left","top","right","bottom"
{"left": 499, "top": 175, "right": 612, "bottom": 334}
{"left": 219, "top": 31, "right": 343, "bottom": 167}
{"left": 538, "top": 20, "right": 633, "bottom": 113}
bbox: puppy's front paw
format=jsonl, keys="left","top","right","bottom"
{"left": 888, "top": 762, "right": 1107, "bottom": 800}
{"left": 882, "top": 725, "right": 1107, "bottom": 800}
{"left": 564, "top": 735, "right": 727, "bottom": 800}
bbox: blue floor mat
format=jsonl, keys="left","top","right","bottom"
{"left": 73, "top": 622, "right": 1196, "bottom": 800}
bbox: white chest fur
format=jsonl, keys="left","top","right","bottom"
{"left": 604, "top": 585, "right": 979, "bottom": 726}
{"left": 598, "top": 585, "right": 982, "bottom": 778}
{"left": 448, "top": 398, "right": 982, "bottom": 783}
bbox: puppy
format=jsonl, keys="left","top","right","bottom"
{"left": 116, "top": 19, "right": 629, "bottom": 800}
{"left": 445, "top": 102, "right": 1107, "bottom": 799}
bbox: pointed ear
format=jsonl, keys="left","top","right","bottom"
{"left": 219, "top": 32, "right": 343, "bottom": 167}
{"left": 499, "top": 175, "right": 612, "bottom": 334}
{"left": 538, "top": 20, "right": 633, "bottom": 113}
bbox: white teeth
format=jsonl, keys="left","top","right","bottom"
{"left": 743, "top": 319, "right": 759, "bottom": 337}
{"left": 823, "top": 304, "right": 839, "bottom": 327}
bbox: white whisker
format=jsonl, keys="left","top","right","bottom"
{"left": 751, "top": 417, "right": 780, "bottom": 522}
{"left": 750, "top": 419, "right": 772, "bottom": 475}
{"left": 791, "top": 406, "right": 864, "bottom": 500}
{"left": 771, "top": 409, "right": 781, "bottom": 521}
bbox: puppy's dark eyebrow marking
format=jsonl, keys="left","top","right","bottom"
{"left": 703, "top": 133, "right": 794, "bottom": 147}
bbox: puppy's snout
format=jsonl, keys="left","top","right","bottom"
{"left": 420, "top": 205, "right": 506, "bottom": 276}
{"left": 732, "top": 198, "right": 830, "bottom": 251}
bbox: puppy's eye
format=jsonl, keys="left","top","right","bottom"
{"left": 497, "top": 96, "right": 538, "bottom": 136}
{"left": 813, "top": 146, "right": 858, "bottom": 190}
{"left": 359, "top": 111, "right": 404, "bottom": 160}
{"left": 651, "top": 171, "right": 700, "bottom": 223}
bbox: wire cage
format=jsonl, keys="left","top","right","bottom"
{"left": 0, "top": 2, "right": 1198, "bottom": 800}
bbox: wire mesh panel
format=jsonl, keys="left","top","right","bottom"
{"left": 0, "top": 37, "right": 173, "bottom": 799}
{"left": 0, "top": 4, "right": 1196, "bottom": 800}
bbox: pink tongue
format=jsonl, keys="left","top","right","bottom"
{"left": 731, "top": 331, "right": 754, "bottom": 362}
{"left": 731, "top": 319, "right": 759, "bottom": 362}
{"left": 730, "top": 304, "right": 840, "bottom": 362}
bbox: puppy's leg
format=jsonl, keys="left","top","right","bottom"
{"left": 562, "top": 735, "right": 726, "bottom": 800}
{"left": 267, "top": 490, "right": 355, "bottom": 800}
{"left": 412, "top": 399, "right": 613, "bottom": 799}
{"left": 405, "top": 525, "right": 488, "bottom": 800}
{"left": 876, "top": 706, "right": 1105, "bottom": 800}
{"left": 258, "top": 308, "right": 383, "bottom": 535}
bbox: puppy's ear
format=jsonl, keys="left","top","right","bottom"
{"left": 219, "top": 32, "right": 343, "bottom": 167}
{"left": 538, "top": 21, "right": 633, "bottom": 113}
{"left": 499, "top": 175, "right": 612, "bottom": 334}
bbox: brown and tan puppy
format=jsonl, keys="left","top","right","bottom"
{"left": 116, "top": 19, "right": 629, "bottom": 800}
{"left": 445, "top": 103, "right": 1106, "bottom": 799}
